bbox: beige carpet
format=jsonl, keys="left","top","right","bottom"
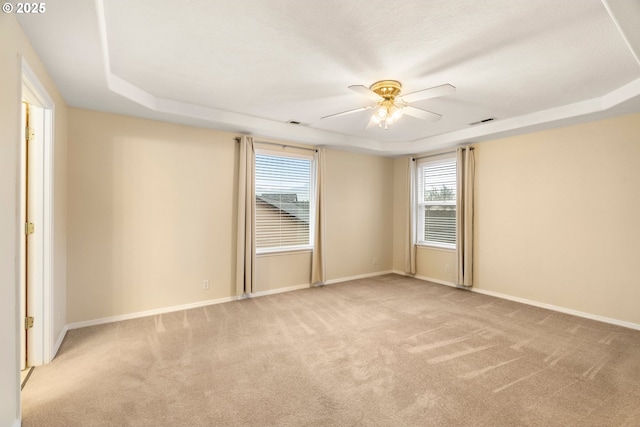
{"left": 22, "top": 275, "right": 640, "bottom": 426}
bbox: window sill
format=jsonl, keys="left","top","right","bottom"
{"left": 416, "top": 243, "right": 456, "bottom": 252}
{"left": 256, "top": 247, "right": 313, "bottom": 257}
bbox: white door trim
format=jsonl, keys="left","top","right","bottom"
{"left": 21, "top": 57, "right": 55, "bottom": 365}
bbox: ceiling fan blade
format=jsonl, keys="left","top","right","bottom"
{"left": 321, "top": 105, "right": 373, "bottom": 120}
{"left": 348, "top": 85, "right": 383, "bottom": 101}
{"left": 403, "top": 106, "right": 442, "bottom": 122}
{"left": 400, "top": 84, "right": 456, "bottom": 104}
{"left": 364, "top": 117, "right": 380, "bottom": 131}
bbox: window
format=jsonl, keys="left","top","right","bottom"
{"left": 417, "top": 157, "right": 457, "bottom": 248}
{"left": 255, "top": 150, "right": 314, "bottom": 252}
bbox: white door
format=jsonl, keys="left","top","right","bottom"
{"left": 21, "top": 60, "right": 56, "bottom": 368}
{"left": 20, "top": 102, "right": 27, "bottom": 371}
{"left": 20, "top": 101, "right": 46, "bottom": 368}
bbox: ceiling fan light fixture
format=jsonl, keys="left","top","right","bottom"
{"left": 368, "top": 80, "right": 406, "bottom": 129}
{"left": 374, "top": 106, "right": 388, "bottom": 120}
{"left": 390, "top": 105, "right": 404, "bottom": 122}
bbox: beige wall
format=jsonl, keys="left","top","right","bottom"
{"left": 255, "top": 251, "right": 312, "bottom": 293}
{"left": 393, "top": 114, "right": 640, "bottom": 324}
{"left": 415, "top": 246, "right": 456, "bottom": 283}
{"left": 473, "top": 113, "right": 640, "bottom": 324}
{"left": 67, "top": 111, "right": 396, "bottom": 322}
{"left": 0, "top": 14, "right": 68, "bottom": 427}
{"left": 67, "top": 109, "right": 238, "bottom": 323}
{"left": 324, "top": 150, "right": 394, "bottom": 281}
{"left": 393, "top": 113, "right": 640, "bottom": 325}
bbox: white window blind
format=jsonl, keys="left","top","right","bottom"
{"left": 417, "top": 157, "right": 457, "bottom": 248}
{"left": 255, "top": 152, "right": 313, "bottom": 251}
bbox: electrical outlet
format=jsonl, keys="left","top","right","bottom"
{"left": 373, "top": 257, "right": 380, "bottom": 265}
{"left": 445, "top": 264, "right": 451, "bottom": 273}
{"left": 202, "top": 280, "right": 210, "bottom": 290}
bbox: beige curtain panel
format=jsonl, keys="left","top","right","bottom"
{"left": 311, "top": 148, "right": 326, "bottom": 285}
{"left": 405, "top": 156, "right": 417, "bottom": 275}
{"left": 235, "top": 136, "right": 256, "bottom": 295}
{"left": 456, "top": 146, "right": 475, "bottom": 287}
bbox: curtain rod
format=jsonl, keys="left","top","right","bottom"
{"left": 412, "top": 147, "right": 473, "bottom": 161}
{"left": 235, "top": 137, "right": 317, "bottom": 152}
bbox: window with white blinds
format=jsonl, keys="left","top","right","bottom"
{"left": 255, "top": 151, "right": 314, "bottom": 252}
{"left": 417, "top": 157, "right": 457, "bottom": 248}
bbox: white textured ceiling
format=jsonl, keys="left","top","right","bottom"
{"left": 16, "top": 0, "right": 640, "bottom": 155}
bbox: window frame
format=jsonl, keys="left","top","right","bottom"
{"left": 254, "top": 146, "right": 316, "bottom": 255}
{"left": 416, "top": 155, "right": 457, "bottom": 250}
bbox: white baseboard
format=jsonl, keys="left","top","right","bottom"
{"left": 65, "top": 272, "right": 396, "bottom": 331}
{"left": 249, "top": 283, "right": 312, "bottom": 298}
{"left": 324, "top": 270, "right": 394, "bottom": 285}
{"left": 391, "top": 270, "right": 458, "bottom": 287}
{"left": 66, "top": 295, "right": 241, "bottom": 330}
{"left": 51, "top": 326, "right": 68, "bottom": 359}
{"left": 416, "top": 275, "right": 456, "bottom": 288}
{"left": 396, "top": 271, "right": 640, "bottom": 331}
{"left": 64, "top": 269, "right": 639, "bottom": 334}
{"left": 471, "top": 287, "right": 640, "bottom": 331}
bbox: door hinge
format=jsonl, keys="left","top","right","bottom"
{"left": 26, "top": 126, "right": 35, "bottom": 142}
{"left": 25, "top": 222, "right": 35, "bottom": 235}
{"left": 25, "top": 316, "right": 34, "bottom": 329}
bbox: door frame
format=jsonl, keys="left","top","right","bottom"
{"left": 20, "top": 58, "right": 55, "bottom": 366}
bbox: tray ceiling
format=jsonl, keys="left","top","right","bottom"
{"left": 17, "top": 0, "right": 640, "bottom": 155}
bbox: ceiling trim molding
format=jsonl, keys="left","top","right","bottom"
{"left": 383, "top": 76, "right": 640, "bottom": 155}
{"left": 602, "top": 0, "right": 640, "bottom": 67}
{"left": 93, "top": 0, "right": 383, "bottom": 153}
{"left": 93, "top": 0, "right": 640, "bottom": 156}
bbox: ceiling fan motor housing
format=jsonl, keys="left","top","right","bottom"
{"left": 370, "top": 80, "right": 402, "bottom": 100}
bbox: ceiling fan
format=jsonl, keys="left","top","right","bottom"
{"left": 322, "top": 80, "right": 455, "bottom": 129}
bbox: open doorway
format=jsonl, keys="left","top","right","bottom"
{"left": 20, "top": 59, "right": 55, "bottom": 384}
